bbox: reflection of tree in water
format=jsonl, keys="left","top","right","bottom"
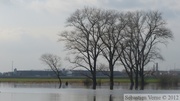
{"left": 109, "top": 95, "right": 113, "bottom": 101}
{"left": 93, "top": 96, "right": 96, "bottom": 101}
{"left": 93, "top": 95, "right": 113, "bottom": 101}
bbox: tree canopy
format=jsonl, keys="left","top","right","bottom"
{"left": 59, "top": 7, "right": 173, "bottom": 90}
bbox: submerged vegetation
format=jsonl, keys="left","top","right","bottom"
{"left": 159, "top": 75, "right": 180, "bottom": 88}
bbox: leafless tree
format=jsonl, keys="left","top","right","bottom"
{"left": 59, "top": 7, "right": 106, "bottom": 89}
{"left": 99, "top": 11, "right": 127, "bottom": 90}
{"left": 119, "top": 39, "right": 136, "bottom": 90}
{"left": 40, "top": 53, "right": 62, "bottom": 88}
{"left": 121, "top": 11, "right": 173, "bottom": 90}
{"left": 59, "top": 7, "right": 173, "bottom": 90}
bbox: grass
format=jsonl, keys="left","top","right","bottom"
{"left": 0, "top": 78, "right": 84, "bottom": 83}
{"left": 145, "top": 78, "right": 160, "bottom": 83}
{"left": 0, "top": 77, "right": 160, "bottom": 83}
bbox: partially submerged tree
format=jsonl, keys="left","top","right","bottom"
{"left": 60, "top": 7, "right": 127, "bottom": 90}
{"left": 59, "top": 7, "right": 173, "bottom": 90}
{"left": 40, "top": 53, "right": 62, "bottom": 88}
{"left": 99, "top": 11, "right": 126, "bottom": 90}
{"left": 121, "top": 11, "right": 173, "bottom": 90}
{"left": 60, "top": 7, "right": 105, "bottom": 89}
{"left": 119, "top": 39, "right": 136, "bottom": 90}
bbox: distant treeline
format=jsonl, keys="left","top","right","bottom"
{"left": 1, "top": 69, "right": 128, "bottom": 78}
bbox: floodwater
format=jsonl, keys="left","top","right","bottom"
{"left": 0, "top": 83, "right": 180, "bottom": 101}
{"left": 0, "top": 88, "right": 123, "bottom": 101}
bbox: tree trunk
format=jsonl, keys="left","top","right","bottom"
{"left": 58, "top": 75, "right": 62, "bottom": 88}
{"left": 135, "top": 67, "right": 139, "bottom": 90}
{"left": 140, "top": 75, "right": 144, "bottom": 90}
{"left": 92, "top": 71, "right": 97, "bottom": 89}
{"left": 110, "top": 69, "right": 114, "bottom": 90}
{"left": 140, "top": 68, "right": 144, "bottom": 90}
{"left": 140, "top": 68, "right": 145, "bottom": 90}
{"left": 129, "top": 74, "right": 134, "bottom": 90}
{"left": 92, "top": 58, "right": 97, "bottom": 90}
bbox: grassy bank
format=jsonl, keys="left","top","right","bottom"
{"left": 0, "top": 77, "right": 160, "bottom": 83}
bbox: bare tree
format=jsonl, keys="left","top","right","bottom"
{"left": 99, "top": 11, "right": 127, "bottom": 90}
{"left": 59, "top": 7, "right": 106, "bottom": 89}
{"left": 59, "top": 7, "right": 173, "bottom": 90}
{"left": 118, "top": 12, "right": 142, "bottom": 90}
{"left": 40, "top": 53, "right": 62, "bottom": 88}
{"left": 119, "top": 40, "right": 136, "bottom": 90}
{"left": 121, "top": 11, "right": 173, "bottom": 90}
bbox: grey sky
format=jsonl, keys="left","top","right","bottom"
{"left": 0, "top": 0, "right": 180, "bottom": 72}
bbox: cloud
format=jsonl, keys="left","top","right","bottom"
{"left": 0, "top": 26, "right": 62, "bottom": 72}
{"left": 0, "top": 26, "right": 59, "bottom": 43}
{"left": 7, "top": 0, "right": 100, "bottom": 13}
{"left": 156, "top": 0, "right": 180, "bottom": 11}
{"left": 0, "top": 27, "right": 27, "bottom": 42}
{"left": 2, "top": 0, "right": 180, "bottom": 13}
{"left": 0, "top": 0, "right": 110, "bottom": 14}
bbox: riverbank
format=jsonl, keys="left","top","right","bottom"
{"left": 0, "top": 77, "right": 160, "bottom": 83}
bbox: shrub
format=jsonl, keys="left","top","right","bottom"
{"left": 159, "top": 74, "right": 179, "bottom": 88}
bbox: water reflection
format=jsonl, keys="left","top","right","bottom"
{"left": 1, "top": 88, "right": 180, "bottom": 101}
{"left": 0, "top": 82, "right": 180, "bottom": 90}
{"left": 93, "top": 96, "right": 96, "bottom": 101}
{"left": 1, "top": 82, "right": 180, "bottom": 101}
{"left": 93, "top": 94, "right": 114, "bottom": 101}
{"left": 109, "top": 95, "right": 113, "bottom": 101}
{"left": 0, "top": 88, "right": 122, "bottom": 101}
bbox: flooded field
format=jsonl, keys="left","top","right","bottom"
{"left": 0, "top": 83, "right": 180, "bottom": 101}
{"left": 0, "top": 88, "right": 122, "bottom": 101}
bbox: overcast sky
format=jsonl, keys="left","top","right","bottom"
{"left": 0, "top": 0, "right": 180, "bottom": 72}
